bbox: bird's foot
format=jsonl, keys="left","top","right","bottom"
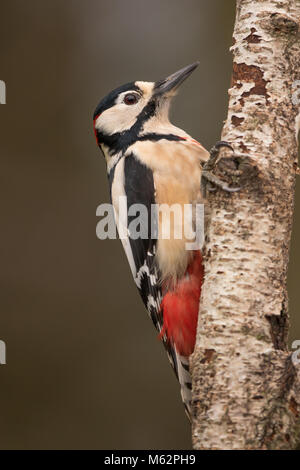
{"left": 201, "top": 141, "right": 243, "bottom": 198}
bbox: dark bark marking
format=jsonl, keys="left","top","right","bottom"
{"left": 231, "top": 115, "right": 245, "bottom": 127}
{"left": 200, "top": 349, "right": 215, "bottom": 364}
{"left": 244, "top": 27, "right": 262, "bottom": 43}
{"left": 232, "top": 62, "right": 269, "bottom": 103}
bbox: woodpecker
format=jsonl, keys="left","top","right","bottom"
{"left": 93, "top": 63, "right": 238, "bottom": 417}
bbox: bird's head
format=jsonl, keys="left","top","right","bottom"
{"left": 93, "top": 62, "right": 199, "bottom": 157}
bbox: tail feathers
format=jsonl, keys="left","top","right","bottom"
{"left": 175, "top": 350, "right": 192, "bottom": 419}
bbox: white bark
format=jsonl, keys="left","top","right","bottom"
{"left": 191, "top": 0, "right": 300, "bottom": 450}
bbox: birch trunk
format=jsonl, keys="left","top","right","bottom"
{"left": 191, "top": 0, "right": 300, "bottom": 450}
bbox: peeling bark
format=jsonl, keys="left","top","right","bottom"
{"left": 191, "top": 0, "right": 300, "bottom": 450}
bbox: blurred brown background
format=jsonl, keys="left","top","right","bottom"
{"left": 0, "top": 0, "right": 299, "bottom": 450}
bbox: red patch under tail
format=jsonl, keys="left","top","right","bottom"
{"left": 160, "top": 251, "right": 204, "bottom": 356}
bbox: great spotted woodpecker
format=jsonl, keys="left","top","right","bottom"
{"left": 93, "top": 63, "right": 238, "bottom": 417}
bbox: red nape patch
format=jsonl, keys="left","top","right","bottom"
{"left": 160, "top": 251, "right": 204, "bottom": 356}
{"left": 93, "top": 113, "right": 101, "bottom": 144}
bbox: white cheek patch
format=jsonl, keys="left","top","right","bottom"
{"left": 94, "top": 83, "right": 155, "bottom": 136}
{"left": 95, "top": 100, "right": 141, "bottom": 135}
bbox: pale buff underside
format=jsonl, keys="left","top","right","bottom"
{"left": 130, "top": 139, "right": 209, "bottom": 281}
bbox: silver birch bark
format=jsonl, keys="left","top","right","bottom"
{"left": 191, "top": 0, "right": 300, "bottom": 450}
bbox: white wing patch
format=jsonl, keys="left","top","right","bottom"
{"left": 111, "top": 158, "right": 137, "bottom": 278}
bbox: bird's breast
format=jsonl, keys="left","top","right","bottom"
{"left": 129, "top": 138, "right": 208, "bottom": 281}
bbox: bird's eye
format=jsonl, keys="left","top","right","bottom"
{"left": 124, "top": 93, "right": 139, "bottom": 105}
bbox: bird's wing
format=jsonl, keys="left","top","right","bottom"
{"left": 110, "top": 152, "right": 192, "bottom": 416}
{"left": 109, "top": 154, "right": 179, "bottom": 366}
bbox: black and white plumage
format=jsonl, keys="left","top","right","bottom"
{"left": 110, "top": 150, "right": 180, "bottom": 386}
{"left": 93, "top": 63, "right": 210, "bottom": 417}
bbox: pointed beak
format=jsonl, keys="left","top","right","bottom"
{"left": 153, "top": 61, "right": 199, "bottom": 97}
